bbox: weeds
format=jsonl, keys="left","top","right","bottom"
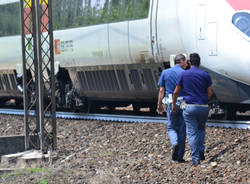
{"left": 37, "top": 178, "right": 49, "bottom": 184}
{"left": 1, "top": 168, "right": 50, "bottom": 181}
{"left": 93, "top": 151, "right": 113, "bottom": 158}
{"left": 29, "top": 168, "right": 50, "bottom": 174}
{"left": 1, "top": 170, "right": 23, "bottom": 180}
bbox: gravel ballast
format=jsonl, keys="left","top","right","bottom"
{"left": 0, "top": 115, "right": 249, "bottom": 184}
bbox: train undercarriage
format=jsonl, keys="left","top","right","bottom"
{"left": 0, "top": 62, "right": 250, "bottom": 120}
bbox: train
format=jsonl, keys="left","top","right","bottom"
{"left": 0, "top": 0, "right": 250, "bottom": 119}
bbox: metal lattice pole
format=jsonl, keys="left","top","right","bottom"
{"left": 20, "top": 0, "right": 56, "bottom": 153}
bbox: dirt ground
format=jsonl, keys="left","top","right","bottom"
{"left": 0, "top": 115, "right": 249, "bottom": 184}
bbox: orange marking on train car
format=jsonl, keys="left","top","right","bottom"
{"left": 54, "top": 39, "right": 61, "bottom": 55}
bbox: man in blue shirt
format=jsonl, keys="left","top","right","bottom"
{"left": 157, "top": 54, "right": 187, "bottom": 162}
{"left": 172, "top": 53, "right": 213, "bottom": 166}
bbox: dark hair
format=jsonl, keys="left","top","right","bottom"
{"left": 174, "top": 54, "right": 186, "bottom": 64}
{"left": 189, "top": 53, "right": 200, "bottom": 66}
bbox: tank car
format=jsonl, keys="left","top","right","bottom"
{"left": 0, "top": 0, "right": 249, "bottom": 119}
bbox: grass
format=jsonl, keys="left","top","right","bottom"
{"left": 29, "top": 168, "right": 50, "bottom": 174}
{"left": 1, "top": 168, "right": 51, "bottom": 181}
{"left": 63, "top": 169, "right": 72, "bottom": 175}
{"left": 37, "top": 178, "right": 49, "bottom": 184}
{"left": 1, "top": 170, "right": 23, "bottom": 180}
{"left": 93, "top": 151, "right": 113, "bottom": 158}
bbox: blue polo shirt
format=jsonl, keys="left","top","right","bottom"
{"left": 177, "top": 67, "right": 212, "bottom": 104}
{"left": 158, "top": 65, "right": 184, "bottom": 97}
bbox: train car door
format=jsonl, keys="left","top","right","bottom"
{"left": 196, "top": 4, "right": 218, "bottom": 56}
{"left": 150, "top": 0, "right": 160, "bottom": 62}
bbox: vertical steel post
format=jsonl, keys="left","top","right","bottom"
{"left": 35, "top": 0, "right": 44, "bottom": 152}
{"left": 20, "top": 0, "right": 28, "bottom": 150}
{"left": 48, "top": 0, "right": 57, "bottom": 150}
{"left": 20, "top": 0, "right": 56, "bottom": 152}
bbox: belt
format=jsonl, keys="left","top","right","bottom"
{"left": 162, "top": 96, "right": 183, "bottom": 105}
{"left": 177, "top": 97, "right": 184, "bottom": 101}
{"left": 186, "top": 104, "right": 208, "bottom": 107}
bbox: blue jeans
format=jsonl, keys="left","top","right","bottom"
{"left": 167, "top": 104, "right": 186, "bottom": 160}
{"left": 183, "top": 105, "right": 209, "bottom": 164}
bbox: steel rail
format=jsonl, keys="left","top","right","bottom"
{"left": 0, "top": 109, "right": 249, "bottom": 129}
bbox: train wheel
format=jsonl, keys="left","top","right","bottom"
{"left": 222, "top": 104, "right": 237, "bottom": 120}
{"left": 0, "top": 99, "right": 6, "bottom": 107}
{"left": 88, "top": 101, "right": 96, "bottom": 113}
{"left": 15, "top": 98, "right": 23, "bottom": 107}
{"left": 149, "top": 104, "right": 157, "bottom": 114}
{"left": 107, "top": 105, "right": 115, "bottom": 111}
{"left": 133, "top": 104, "right": 140, "bottom": 112}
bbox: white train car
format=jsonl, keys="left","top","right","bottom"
{"left": 0, "top": 0, "right": 249, "bottom": 118}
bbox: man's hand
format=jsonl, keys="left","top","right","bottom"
{"left": 157, "top": 104, "right": 164, "bottom": 115}
{"left": 172, "top": 85, "right": 181, "bottom": 112}
{"left": 172, "top": 104, "right": 177, "bottom": 112}
{"left": 157, "top": 87, "right": 165, "bottom": 115}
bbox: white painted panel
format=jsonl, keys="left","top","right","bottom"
{"left": 0, "top": 36, "right": 21, "bottom": 69}
{"left": 197, "top": 4, "right": 207, "bottom": 40}
{"left": 207, "top": 22, "right": 217, "bottom": 56}
{"left": 55, "top": 18, "right": 151, "bottom": 67}
{"left": 129, "top": 19, "right": 152, "bottom": 64}
{"left": 150, "top": 0, "right": 159, "bottom": 62}
{"left": 109, "top": 22, "right": 130, "bottom": 64}
{"left": 55, "top": 24, "right": 111, "bottom": 67}
{"left": 178, "top": 0, "right": 197, "bottom": 53}
{"left": 157, "top": 0, "right": 185, "bottom": 62}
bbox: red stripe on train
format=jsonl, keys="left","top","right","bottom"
{"left": 226, "top": 0, "right": 250, "bottom": 11}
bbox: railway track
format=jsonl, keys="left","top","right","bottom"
{"left": 0, "top": 108, "right": 249, "bottom": 129}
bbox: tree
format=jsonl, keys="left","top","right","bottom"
{"left": 0, "top": 2, "right": 20, "bottom": 36}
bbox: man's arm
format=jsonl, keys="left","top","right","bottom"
{"left": 206, "top": 73, "right": 213, "bottom": 100}
{"left": 207, "top": 85, "right": 213, "bottom": 100}
{"left": 172, "top": 85, "right": 182, "bottom": 112}
{"left": 157, "top": 87, "right": 165, "bottom": 115}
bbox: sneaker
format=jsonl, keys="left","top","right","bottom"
{"left": 177, "top": 158, "right": 186, "bottom": 163}
{"left": 172, "top": 145, "right": 179, "bottom": 161}
{"left": 200, "top": 152, "right": 205, "bottom": 161}
{"left": 191, "top": 162, "right": 200, "bottom": 167}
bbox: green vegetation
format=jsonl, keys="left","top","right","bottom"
{"left": 93, "top": 151, "right": 114, "bottom": 158}
{"left": 0, "top": 2, "right": 20, "bottom": 36}
{"left": 1, "top": 168, "right": 50, "bottom": 181}
{"left": 29, "top": 168, "right": 50, "bottom": 174}
{"left": 37, "top": 178, "right": 49, "bottom": 184}
{"left": 52, "top": 0, "right": 150, "bottom": 30}
{"left": 0, "top": 0, "right": 150, "bottom": 36}
{"left": 1, "top": 170, "right": 23, "bottom": 180}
